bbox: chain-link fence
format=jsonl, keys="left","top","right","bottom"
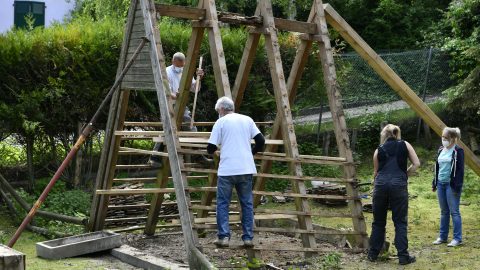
{"left": 296, "top": 48, "right": 454, "bottom": 118}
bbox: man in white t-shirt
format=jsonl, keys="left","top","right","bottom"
{"left": 207, "top": 96, "right": 265, "bottom": 247}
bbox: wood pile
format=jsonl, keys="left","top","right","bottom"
{"left": 106, "top": 183, "right": 179, "bottom": 228}
{"left": 308, "top": 182, "right": 347, "bottom": 206}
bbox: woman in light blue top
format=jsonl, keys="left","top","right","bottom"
{"left": 432, "top": 127, "right": 464, "bottom": 247}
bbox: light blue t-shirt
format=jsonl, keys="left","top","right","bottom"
{"left": 438, "top": 147, "right": 454, "bottom": 183}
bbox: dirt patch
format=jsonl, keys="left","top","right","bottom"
{"left": 124, "top": 229, "right": 357, "bottom": 269}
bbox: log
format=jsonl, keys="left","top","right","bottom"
{"left": 0, "top": 173, "right": 86, "bottom": 225}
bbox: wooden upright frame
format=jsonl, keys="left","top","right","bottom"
{"left": 89, "top": 0, "right": 480, "bottom": 268}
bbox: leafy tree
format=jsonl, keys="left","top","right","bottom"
{"left": 425, "top": 0, "right": 480, "bottom": 119}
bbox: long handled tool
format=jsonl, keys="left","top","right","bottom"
{"left": 190, "top": 56, "right": 203, "bottom": 130}
{"left": 7, "top": 37, "right": 150, "bottom": 248}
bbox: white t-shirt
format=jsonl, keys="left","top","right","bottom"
{"left": 208, "top": 113, "right": 261, "bottom": 176}
{"left": 165, "top": 65, "right": 195, "bottom": 94}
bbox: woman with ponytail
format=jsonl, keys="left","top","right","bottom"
{"left": 367, "top": 124, "right": 420, "bottom": 265}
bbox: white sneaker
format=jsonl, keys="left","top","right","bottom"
{"left": 432, "top": 238, "right": 447, "bottom": 245}
{"left": 447, "top": 239, "right": 462, "bottom": 247}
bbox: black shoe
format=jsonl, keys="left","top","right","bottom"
{"left": 399, "top": 255, "right": 416, "bottom": 265}
{"left": 367, "top": 254, "right": 377, "bottom": 262}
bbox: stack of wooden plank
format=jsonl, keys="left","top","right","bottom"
{"left": 308, "top": 182, "right": 347, "bottom": 206}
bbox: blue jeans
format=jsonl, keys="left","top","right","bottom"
{"left": 216, "top": 174, "right": 254, "bottom": 241}
{"left": 437, "top": 182, "right": 462, "bottom": 241}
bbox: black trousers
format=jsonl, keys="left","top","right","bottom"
{"left": 368, "top": 181, "right": 409, "bottom": 259}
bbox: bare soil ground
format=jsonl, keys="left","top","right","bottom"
{"left": 124, "top": 229, "right": 355, "bottom": 269}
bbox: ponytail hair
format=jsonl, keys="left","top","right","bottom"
{"left": 443, "top": 127, "right": 461, "bottom": 143}
{"left": 380, "top": 124, "right": 401, "bottom": 144}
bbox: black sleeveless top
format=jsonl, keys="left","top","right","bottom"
{"left": 377, "top": 138, "right": 408, "bottom": 176}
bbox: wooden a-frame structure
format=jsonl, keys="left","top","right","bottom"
{"left": 88, "top": 0, "right": 480, "bottom": 268}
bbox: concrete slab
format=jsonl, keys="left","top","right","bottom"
{"left": 0, "top": 244, "right": 26, "bottom": 270}
{"left": 111, "top": 245, "right": 189, "bottom": 270}
{"left": 36, "top": 231, "right": 122, "bottom": 259}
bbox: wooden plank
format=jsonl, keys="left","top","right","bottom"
{"left": 145, "top": 157, "right": 170, "bottom": 235}
{"left": 121, "top": 81, "right": 156, "bottom": 90}
{"left": 108, "top": 203, "right": 151, "bottom": 209}
{"left": 152, "top": 136, "right": 284, "bottom": 145}
{"left": 261, "top": 0, "right": 317, "bottom": 254}
{"left": 194, "top": 214, "right": 297, "bottom": 224}
{"left": 231, "top": 5, "right": 261, "bottom": 110}
{"left": 196, "top": 156, "right": 218, "bottom": 219}
{"left": 115, "top": 164, "right": 157, "bottom": 169}
{"left": 314, "top": 0, "right": 368, "bottom": 248}
{"left": 123, "top": 121, "right": 273, "bottom": 127}
{"left": 115, "top": 131, "right": 211, "bottom": 137}
{"left": 141, "top": 1, "right": 210, "bottom": 268}
{"left": 174, "top": 26, "right": 205, "bottom": 128}
{"left": 186, "top": 187, "right": 358, "bottom": 200}
{"left": 323, "top": 3, "right": 480, "bottom": 176}
{"left": 201, "top": 244, "right": 364, "bottom": 253}
{"left": 273, "top": 18, "right": 317, "bottom": 34}
{"left": 194, "top": 224, "right": 364, "bottom": 235}
{"left": 182, "top": 167, "right": 353, "bottom": 183}
{"left": 205, "top": 0, "right": 232, "bottom": 98}
{"left": 113, "top": 177, "right": 157, "bottom": 183}
{"left": 88, "top": 0, "right": 139, "bottom": 231}
{"left": 156, "top": 3, "right": 206, "bottom": 20}
{"left": 123, "top": 74, "right": 155, "bottom": 83}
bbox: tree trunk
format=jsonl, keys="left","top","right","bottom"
{"left": 26, "top": 134, "right": 35, "bottom": 193}
{"left": 74, "top": 122, "right": 84, "bottom": 187}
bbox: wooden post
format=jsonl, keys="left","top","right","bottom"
{"left": 140, "top": 0, "right": 213, "bottom": 268}
{"left": 204, "top": 0, "right": 232, "bottom": 98}
{"left": 260, "top": 0, "right": 317, "bottom": 256}
{"left": 174, "top": 15, "right": 205, "bottom": 129}
{"left": 231, "top": 5, "right": 261, "bottom": 110}
{"left": 144, "top": 157, "right": 170, "bottom": 235}
{"left": 253, "top": 6, "right": 315, "bottom": 207}
{"left": 323, "top": 3, "right": 480, "bottom": 177}
{"left": 74, "top": 122, "right": 84, "bottom": 187}
{"left": 313, "top": 0, "right": 368, "bottom": 248}
{"left": 88, "top": 0, "right": 138, "bottom": 231}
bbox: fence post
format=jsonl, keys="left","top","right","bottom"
{"left": 416, "top": 47, "right": 433, "bottom": 147}
{"left": 316, "top": 103, "right": 324, "bottom": 145}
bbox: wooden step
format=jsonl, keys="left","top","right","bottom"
{"left": 193, "top": 224, "right": 365, "bottom": 235}
{"left": 123, "top": 121, "right": 273, "bottom": 127}
{"left": 200, "top": 244, "right": 365, "bottom": 253}
{"left": 113, "top": 175, "right": 207, "bottom": 183}
{"left": 182, "top": 168, "right": 354, "bottom": 183}
{"left": 189, "top": 205, "right": 357, "bottom": 218}
{"left": 186, "top": 187, "right": 358, "bottom": 200}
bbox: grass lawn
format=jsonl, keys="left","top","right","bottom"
{"left": 259, "top": 154, "right": 480, "bottom": 269}
{"left": 0, "top": 210, "right": 136, "bottom": 270}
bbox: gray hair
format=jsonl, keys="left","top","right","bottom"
{"left": 215, "top": 96, "right": 235, "bottom": 112}
{"left": 172, "top": 52, "right": 185, "bottom": 61}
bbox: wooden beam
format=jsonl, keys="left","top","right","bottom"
{"left": 154, "top": 3, "right": 317, "bottom": 34}
{"left": 205, "top": 0, "right": 232, "bottom": 98}
{"left": 253, "top": 8, "right": 315, "bottom": 207}
{"left": 323, "top": 3, "right": 480, "bottom": 176}
{"left": 123, "top": 121, "right": 273, "bottom": 127}
{"left": 314, "top": 0, "right": 368, "bottom": 248}
{"left": 140, "top": 0, "right": 211, "bottom": 268}
{"left": 174, "top": 21, "right": 205, "bottom": 129}
{"left": 145, "top": 157, "right": 170, "bottom": 235}
{"left": 232, "top": 5, "right": 261, "bottom": 110}
{"left": 260, "top": 0, "right": 317, "bottom": 255}
{"left": 88, "top": 0, "right": 138, "bottom": 231}
{"left": 156, "top": 3, "right": 205, "bottom": 20}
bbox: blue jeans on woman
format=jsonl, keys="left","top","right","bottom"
{"left": 216, "top": 174, "right": 254, "bottom": 241}
{"left": 437, "top": 182, "right": 462, "bottom": 242}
